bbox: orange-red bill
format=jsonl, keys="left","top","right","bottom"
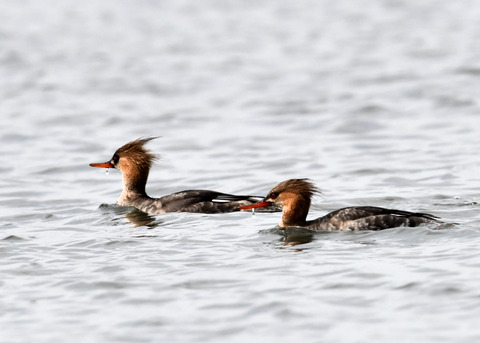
{"left": 238, "top": 201, "right": 271, "bottom": 210}
{"left": 89, "top": 161, "right": 114, "bottom": 168}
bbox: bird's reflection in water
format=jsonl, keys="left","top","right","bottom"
{"left": 260, "top": 227, "right": 315, "bottom": 246}
{"left": 99, "top": 204, "right": 162, "bottom": 228}
{"left": 125, "top": 208, "right": 163, "bottom": 228}
{"left": 279, "top": 227, "right": 315, "bottom": 246}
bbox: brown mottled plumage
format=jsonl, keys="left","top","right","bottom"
{"left": 239, "top": 179, "right": 441, "bottom": 231}
{"left": 89, "top": 138, "right": 272, "bottom": 214}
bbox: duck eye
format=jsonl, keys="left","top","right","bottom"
{"left": 112, "top": 154, "right": 119, "bottom": 164}
{"left": 270, "top": 192, "right": 278, "bottom": 199}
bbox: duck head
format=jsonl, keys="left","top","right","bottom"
{"left": 240, "top": 178, "right": 319, "bottom": 227}
{"left": 90, "top": 137, "right": 158, "bottom": 200}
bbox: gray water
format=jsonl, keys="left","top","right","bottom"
{"left": 2, "top": 1, "right": 480, "bottom": 342}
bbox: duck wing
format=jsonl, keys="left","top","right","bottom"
{"left": 310, "top": 206, "right": 439, "bottom": 231}
{"left": 158, "top": 190, "right": 276, "bottom": 213}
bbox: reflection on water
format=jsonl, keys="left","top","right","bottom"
{"left": 260, "top": 227, "right": 315, "bottom": 245}
{"left": 279, "top": 227, "right": 315, "bottom": 245}
{"left": 99, "top": 204, "right": 162, "bottom": 228}
{"left": 125, "top": 209, "right": 161, "bottom": 228}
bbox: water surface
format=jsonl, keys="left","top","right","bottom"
{"left": 1, "top": 1, "right": 480, "bottom": 342}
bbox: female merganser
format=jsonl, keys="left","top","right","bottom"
{"left": 239, "top": 179, "right": 440, "bottom": 231}
{"left": 89, "top": 137, "right": 266, "bottom": 214}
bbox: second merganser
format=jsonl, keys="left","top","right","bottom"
{"left": 90, "top": 137, "right": 270, "bottom": 214}
{"left": 239, "top": 179, "right": 441, "bottom": 231}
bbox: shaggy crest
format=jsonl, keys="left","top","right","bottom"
{"left": 268, "top": 178, "right": 320, "bottom": 200}
{"left": 115, "top": 137, "right": 159, "bottom": 168}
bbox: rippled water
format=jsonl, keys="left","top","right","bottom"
{"left": 2, "top": 1, "right": 480, "bottom": 342}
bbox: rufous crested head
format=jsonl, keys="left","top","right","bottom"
{"left": 113, "top": 137, "right": 159, "bottom": 169}
{"left": 239, "top": 178, "right": 319, "bottom": 227}
{"left": 90, "top": 137, "right": 159, "bottom": 171}
{"left": 90, "top": 137, "right": 159, "bottom": 197}
{"left": 265, "top": 178, "right": 319, "bottom": 202}
{"left": 240, "top": 179, "right": 319, "bottom": 208}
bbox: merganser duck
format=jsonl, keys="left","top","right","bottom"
{"left": 239, "top": 179, "right": 440, "bottom": 231}
{"left": 89, "top": 137, "right": 268, "bottom": 214}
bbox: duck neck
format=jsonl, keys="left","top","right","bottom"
{"left": 279, "top": 193, "right": 310, "bottom": 227}
{"left": 118, "top": 167, "right": 150, "bottom": 205}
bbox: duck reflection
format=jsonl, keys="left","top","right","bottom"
{"left": 260, "top": 227, "right": 315, "bottom": 246}
{"left": 125, "top": 208, "right": 162, "bottom": 228}
{"left": 99, "top": 203, "right": 162, "bottom": 228}
{"left": 279, "top": 227, "right": 315, "bottom": 245}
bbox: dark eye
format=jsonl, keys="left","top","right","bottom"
{"left": 112, "top": 154, "right": 119, "bottom": 164}
{"left": 269, "top": 192, "right": 278, "bottom": 199}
